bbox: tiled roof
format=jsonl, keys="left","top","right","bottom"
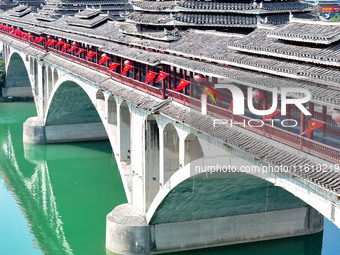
{"left": 268, "top": 22, "right": 340, "bottom": 44}
{"left": 132, "top": 0, "right": 311, "bottom": 13}
{"left": 66, "top": 14, "right": 110, "bottom": 27}
{"left": 74, "top": 8, "right": 101, "bottom": 19}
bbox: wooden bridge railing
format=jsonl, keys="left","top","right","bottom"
{"left": 169, "top": 90, "right": 340, "bottom": 164}
{"left": 1, "top": 29, "right": 339, "bottom": 164}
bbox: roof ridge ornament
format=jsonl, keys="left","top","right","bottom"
{"left": 256, "top": 15, "right": 267, "bottom": 24}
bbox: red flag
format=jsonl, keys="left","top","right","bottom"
{"left": 145, "top": 71, "right": 157, "bottom": 84}
{"left": 46, "top": 39, "right": 51, "bottom": 45}
{"left": 108, "top": 63, "right": 119, "bottom": 71}
{"left": 85, "top": 51, "right": 96, "bottom": 60}
{"left": 10, "top": 30, "right": 15, "bottom": 34}
{"left": 155, "top": 71, "right": 169, "bottom": 83}
{"left": 69, "top": 46, "right": 77, "bottom": 52}
{"left": 227, "top": 99, "right": 233, "bottom": 112}
{"left": 16, "top": 30, "right": 22, "bottom": 37}
{"left": 263, "top": 110, "right": 280, "bottom": 122}
{"left": 20, "top": 33, "right": 27, "bottom": 39}
{"left": 61, "top": 44, "right": 69, "bottom": 52}
{"left": 76, "top": 49, "right": 85, "bottom": 56}
{"left": 55, "top": 41, "right": 63, "bottom": 47}
{"left": 49, "top": 40, "right": 57, "bottom": 46}
{"left": 175, "top": 79, "right": 190, "bottom": 92}
{"left": 34, "top": 37, "right": 44, "bottom": 43}
{"left": 98, "top": 55, "right": 109, "bottom": 66}
{"left": 26, "top": 35, "right": 33, "bottom": 41}
{"left": 303, "top": 119, "right": 325, "bottom": 135}
{"left": 121, "top": 65, "right": 133, "bottom": 76}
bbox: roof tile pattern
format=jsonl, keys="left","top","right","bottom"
{"left": 268, "top": 22, "right": 340, "bottom": 44}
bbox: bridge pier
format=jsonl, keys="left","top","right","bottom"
{"left": 23, "top": 116, "right": 108, "bottom": 144}
{"left": 106, "top": 203, "right": 323, "bottom": 254}
{"left": 2, "top": 87, "right": 33, "bottom": 98}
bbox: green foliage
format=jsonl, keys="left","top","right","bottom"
{"left": 329, "top": 13, "right": 340, "bottom": 22}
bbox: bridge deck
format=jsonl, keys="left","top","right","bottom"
{"left": 1, "top": 30, "right": 340, "bottom": 165}
{"left": 0, "top": 15, "right": 339, "bottom": 196}
{"left": 30, "top": 40, "right": 340, "bottom": 195}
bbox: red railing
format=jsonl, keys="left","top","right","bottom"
{"left": 288, "top": 107, "right": 340, "bottom": 136}
{"left": 48, "top": 48, "right": 164, "bottom": 99}
{"left": 1, "top": 28, "right": 339, "bottom": 163}
{"left": 169, "top": 90, "right": 340, "bottom": 163}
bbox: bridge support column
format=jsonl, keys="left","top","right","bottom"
{"left": 106, "top": 204, "right": 323, "bottom": 255}
{"left": 131, "top": 111, "right": 147, "bottom": 212}
{"left": 23, "top": 116, "right": 108, "bottom": 144}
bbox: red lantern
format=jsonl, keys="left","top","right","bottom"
{"left": 194, "top": 74, "right": 206, "bottom": 83}
{"left": 124, "top": 60, "right": 133, "bottom": 66}
{"left": 47, "top": 35, "right": 53, "bottom": 39}
{"left": 252, "top": 90, "right": 264, "bottom": 99}
{"left": 332, "top": 110, "right": 340, "bottom": 127}
{"left": 72, "top": 41, "right": 79, "bottom": 47}
{"left": 252, "top": 89, "right": 264, "bottom": 103}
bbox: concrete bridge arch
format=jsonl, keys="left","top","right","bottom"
{"left": 2, "top": 48, "right": 33, "bottom": 98}
{"left": 1, "top": 40, "right": 336, "bottom": 254}
{"left": 34, "top": 76, "right": 133, "bottom": 204}
{"left": 43, "top": 76, "right": 107, "bottom": 139}
{"left": 146, "top": 139, "right": 340, "bottom": 229}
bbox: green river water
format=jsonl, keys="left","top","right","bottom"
{"left": 0, "top": 102, "right": 339, "bottom": 255}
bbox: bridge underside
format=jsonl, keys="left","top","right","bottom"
{"left": 107, "top": 173, "right": 323, "bottom": 254}
{"left": 24, "top": 81, "right": 108, "bottom": 144}
{"left": 2, "top": 52, "right": 33, "bottom": 98}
